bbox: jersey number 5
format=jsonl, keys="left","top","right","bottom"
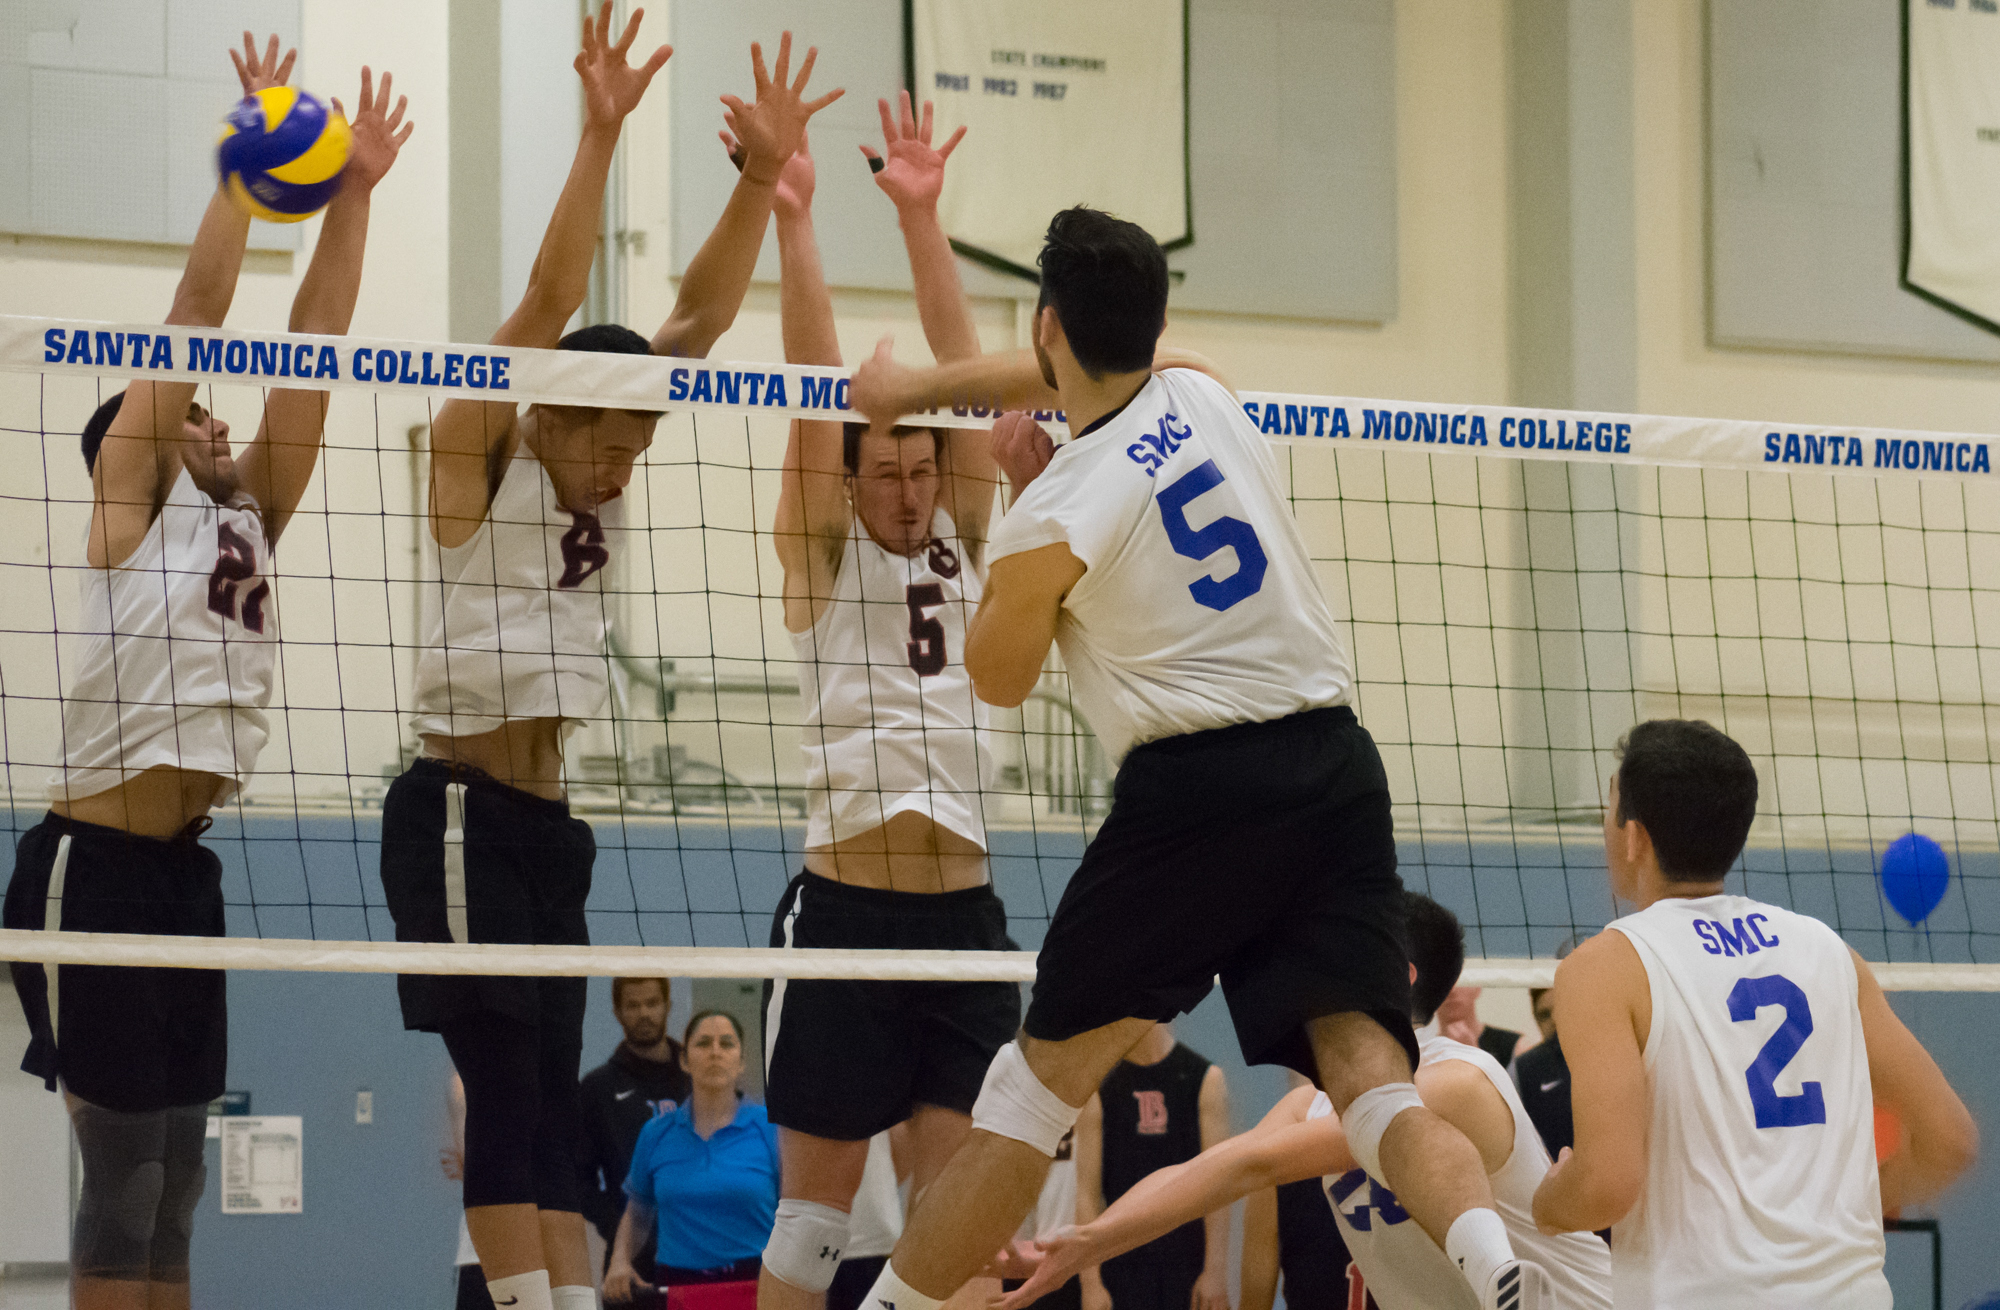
{"left": 1729, "top": 974, "right": 1827, "bottom": 1128}
{"left": 207, "top": 523, "right": 269, "bottom": 633}
{"left": 1156, "top": 460, "right": 1268, "bottom": 611}
{"left": 906, "top": 583, "right": 947, "bottom": 676}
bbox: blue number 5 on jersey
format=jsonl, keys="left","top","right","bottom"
{"left": 1155, "top": 460, "right": 1269, "bottom": 611}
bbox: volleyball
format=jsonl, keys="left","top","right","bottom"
{"left": 217, "top": 86, "right": 351, "bottom": 223}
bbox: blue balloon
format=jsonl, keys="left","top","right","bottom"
{"left": 1879, "top": 832, "right": 1950, "bottom": 925}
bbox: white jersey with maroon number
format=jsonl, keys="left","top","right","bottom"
{"left": 790, "top": 508, "right": 989, "bottom": 852}
{"left": 412, "top": 451, "right": 618, "bottom": 739}
{"left": 1607, "top": 895, "right": 1887, "bottom": 1310}
{"left": 1307, "top": 1029, "right": 1612, "bottom": 1310}
{"left": 985, "top": 368, "right": 1351, "bottom": 764}
{"left": 50, "top": 469, "right": 277, "bottom": 804}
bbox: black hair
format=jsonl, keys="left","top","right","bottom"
{"left": 683, "top": 1008, "right": 745, "bottom": 1048}
{"left": 558, "top": 323, "right": 665, "bottom": 419}
{"left": 611, "top": 976, "right": 670, "bottom": 1009}
{"left": 81, "top": 390, "right": 127, "bottom": 474}
{"left": 840, "top": 421, "right": 945, "bottom": 476}
{"left": 1035, "top": 206, "right": 1168, "bottom": 379}
{"left": 1614, "top": 719, "right": 1759, "bottom": 882}
{"left": 1404, "top": 892, "right": 1466, "bottom": 1026}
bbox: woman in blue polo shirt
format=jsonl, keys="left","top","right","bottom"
{"left": 605, "top": 1011, "right": 780, "bottom": 1305}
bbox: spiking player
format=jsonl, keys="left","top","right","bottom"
{"left": 997, "top": 894, "right": 1611, "bottom": 1310}
{"left": 1533, "top": 720, "right": 1977, "bottom": 1308}
{"left": 749, "top": 94, "right": 1020, "bottom": 1310}
{"left": 848, "top": 206, "right": 1551, "bottom": 1310}
{"left": 375, "top": 9, "right": 838, "bottom": 1310}
{"left": 1, "top": 35, "right": 409, "bottom": 1310}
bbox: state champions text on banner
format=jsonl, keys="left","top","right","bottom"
{"left": 6, "top": 315, "right": 1995, "bottom": 486}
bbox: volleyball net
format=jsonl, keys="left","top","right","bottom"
{"left": 0, "top": 314, "right": 1995, "bottom": 989}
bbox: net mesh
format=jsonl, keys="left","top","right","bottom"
{"left": 2, "top": 323, "right": 1996, "bottom": 985}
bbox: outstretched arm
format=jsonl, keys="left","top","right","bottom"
{"left": 765, "top": 137, "right": 850, "bottom": 631}
{"left": 87, "top": 32, "right": 285, "bottom": 570}
{"left": 848, "top": 343, "right": 1231, "bottom": 431}
{"left": 237, "top": 66, "right": 412, "bottom": 545}
{"left": 426, "top": 2, "right": 668, "bottom": 546}
{"left": 653, "top": 33, "right": 842, "bottom": 359}
{"left": 1856, "top": 950, "right": 1977, "bottom": 1211}
{"left": 1000, "top": 1088, "right": 1334, "bottom": 1310}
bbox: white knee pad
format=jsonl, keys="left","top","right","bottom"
{"left": 971, "top": 1042, "right": 1081, "bottom": 1158}
{"left": 763, "top": 1198, "right": 851, "bottom": 1293}
{"left": 1340, "top": 1082, "right": 1426, "bottom": 1184}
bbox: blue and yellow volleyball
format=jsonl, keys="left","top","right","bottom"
{"left": 217, "top": 87, "right": 351, "bottom": 223}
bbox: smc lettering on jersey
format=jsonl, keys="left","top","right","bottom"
{"left": 1692, "top": 913, "right": 1782, "bottom": 957}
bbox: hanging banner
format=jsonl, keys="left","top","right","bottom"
{"left": 1904, "top": 0, "right": 2000, "bottom": 331}
{"left": 906, "top": 0, "right": 1190, "bottom": 279}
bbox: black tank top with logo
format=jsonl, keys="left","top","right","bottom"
{"left": 1098, "top": 1042, "right": 1210, "bottom": 1268}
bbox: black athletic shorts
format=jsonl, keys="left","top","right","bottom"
{"left": 1023, "top": 706, "right": 1418, "bottom": 1079}
{"left": 762, "top": 872, "right": 1020, "bottom": 1141}
{"left": 2, "top": 812, "right": 227, "bottom": 1112}
{"left": 380, "top": 758, "right": 594, "bottom": 1034}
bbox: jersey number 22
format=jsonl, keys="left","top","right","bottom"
{"left": 1157, "top": 460, "right": 1268, "bottom": 611}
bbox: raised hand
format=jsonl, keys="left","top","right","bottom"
{"left": 721, "top": 122, "right": 817, "bottom": 219}
{"left": 230, "top": 31, "right": 296, "bottom": 95}
{"left": 860, "top": 90, "right": 965, "bottom": 213}
{"left": 991, "top": 410, "right": 1056, "bottom": 498}
{"left": 575, "top": 1, "right": 671, "bottom": 131}
{"left": 721, "top": 32, "right": 844, "bottom": 185}
{"left": 333, "top": 67, "right": 414, "bottom": 194}
{"left": 850, "top": 336, "right": 918, "bottom": 425}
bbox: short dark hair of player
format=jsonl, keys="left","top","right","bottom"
{"left": 81, "top": 390, "right": 126, "bottom": 474}
{"left": 1404, "top": 892, "right": 1466, "bottom": 1026}
{"left": 1614, "top": 718, "right": 1759, "bottom": 881}
{"left": 611, "top": 976, "right": 670, "bottom": 1009}
{"left": 1035, "top": 206, "right": 1168, "bottom": 379}
{"left": 559, "top": 322, "right": 665, "bottom": 419}
{"left": 684, "top": 1008, "right": 745, "bottom": 1047}
{"left": 840, "top": 421, "right": 945, "bottom": 476}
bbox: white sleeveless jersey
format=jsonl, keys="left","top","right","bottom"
{"left": 986, "top": 369, "right": 1351, "bottom": 763}
{"left": 49, "top": 469, "right": 276, "bottom": 803}
{"left": 412, "top": 451, "right": 618, "bottom": 738}
{"left": 1308, "top": 1030, "right": 1612, "bottom": 1310}
{"left": 1608, "top": 895, "right": 1887, "bottom": 1310}
{"left": 790, "top": 508, "right": 990, "bottom": 850}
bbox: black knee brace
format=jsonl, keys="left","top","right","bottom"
{"left": 442, "top": 1011, "right": 542, "bottom": 1209}
{"left": 71, "top": 1100, "right": 206, "bottom": 1282}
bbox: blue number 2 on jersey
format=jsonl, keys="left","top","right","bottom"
{"left": 1728, "top": 974, "right": 1828, "bottom": 1128}
{"left": 1155, "top": 460, "right": 1269, "bottom": 611}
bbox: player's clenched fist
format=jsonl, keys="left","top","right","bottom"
{"left": 990, "top": 410, "right": 1055, "bottom": 498}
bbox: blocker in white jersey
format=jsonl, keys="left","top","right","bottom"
{"left": 987, "top": 367, "right": 1351, "bottom": 764}
{"left": 791, "top": 507, "right": 990, "bottom": 851}
{"left": 1605, "top": 895, "right": 1885, "bottom": 1309}
{"left": 1308, "top": 1032, "right": 1610, "bottom": 1310}
{"left": 50, "top": 467, "right": 276, "bottom": 804}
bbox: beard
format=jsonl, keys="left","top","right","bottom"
{"left": 625, "top": 1019, "right": 665, "bottom": 1047}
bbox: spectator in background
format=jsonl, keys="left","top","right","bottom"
{"left": 1076, "top": 1024, "right": 1230, "bottom": 1310}
{"left": 1512, "top": 939, "right": 1579, "bottom": 1159}
{"left": 581, "top": 977, "right": 693, "bottom": 1278}
{"left": 1435, "top": 986, "right": 1527, "bottom": 1067}
{"left": 607, "top": 1011, "right": 779, "bottom": 1306}
{"left": 1240, "top": 1076, "right": 1377, "bottom": 1310}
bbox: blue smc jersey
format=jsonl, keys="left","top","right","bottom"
{"left": 624, "top": 1099, "right": 780, "bottom": 1269}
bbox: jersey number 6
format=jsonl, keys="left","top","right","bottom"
{"left": 1728, "top": 974, "right": 1828, "bottom": 1128}
{"left": 906, "top": 583, "right": 947, "bottom": 676}
{"left": 1156, "top": 460, "right": 1268, "bottom": 611}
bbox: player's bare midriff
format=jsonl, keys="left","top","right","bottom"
{"left": 53, "top": 765, "right": 231, "bottom": 839}
{"left": 421, "top": 717, "right": 569, "bottom": 801}
{"left": 804, "top": 808, "right": 989, "bottom": 893}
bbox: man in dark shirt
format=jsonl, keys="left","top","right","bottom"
{"left": 1075, "top": 1024, "right": 1230, "bottom": 1310}
{"left": 1512, "top": 986, "right": 1573, "bottom": 1158}
{"left": 578, "top": 978, "right": 692, "bottom": 1273}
